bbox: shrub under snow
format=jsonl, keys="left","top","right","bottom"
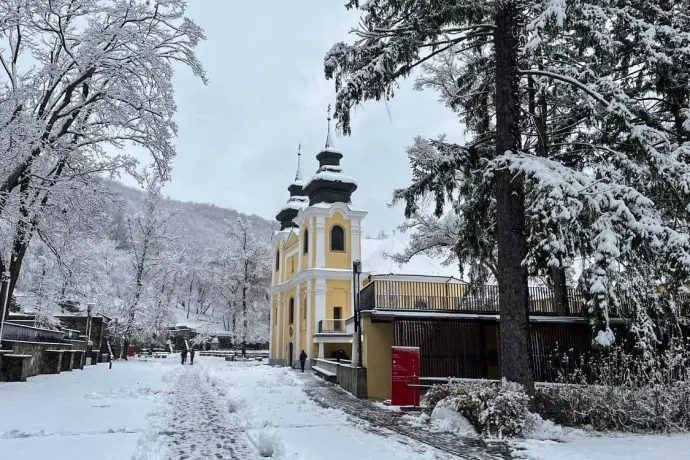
{"left": 536, "top": 381, "right": 690, "bottom": 432}
{"left": 423, "top": 379, "right": 530, "bottom": 438}
{"left": 538, "top": 339, "right": 690, "bottom": 433}
{"left": 430, "top": 400, "right": 476, "bottom": 437}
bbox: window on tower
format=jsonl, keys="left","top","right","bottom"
{"left": 303, "top": 228, "right": 309, "bottom": 254}
{"left": 275, "top": 249, "right": 280, "bottom": 271}
{"left": 331, "top": 225, "right": 345, "bottom": 252}
{"left": 288, "top": 297, "right": 295, "bottom": 324}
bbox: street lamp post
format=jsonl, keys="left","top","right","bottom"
{"left": 352, "top": 260, "right": 363, "bottom": 368}
{"left": 83, "top": 304, "right": 93, "bottom": 367}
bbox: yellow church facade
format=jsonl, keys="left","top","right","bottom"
{"left": 268, "top": 116, "right": 366, "bottom": 368}
{"left": 268, "top": 202, "right": 366, "bottom": 367}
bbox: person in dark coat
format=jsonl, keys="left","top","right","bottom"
{"left": 299, "top": 350, "right": 307, "bottom": 372}
{"left": 189, "top": 347, "right": 195, "bottom": 365}
{"left": 180, "top": 348, "right": 187, "bottom": 364}
{"left": 241, "top": 345, "right": 246, "bottom": 359}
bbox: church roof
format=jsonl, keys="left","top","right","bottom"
{"left": 360, "top": 235, "right": 460, "bottom": 278}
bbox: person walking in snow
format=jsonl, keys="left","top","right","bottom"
{"left": 189, "top": 347, "right": 195, "bottom": 365}
{"left": 299, "top": 350, "right": 307, "bottom": 372}
{"left": 180, "top": 348, "right": 187, "bottom": 365}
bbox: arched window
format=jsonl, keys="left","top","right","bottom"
{"left": 303, "top": 228, "right": 309, "bottom": 254}
{"left": 288, "top": 297, "right": 295, "bottom": 324}
{"left": 331, "top": 225, "right": 345, "bottom": 252}
{"left": 275, "top": 249, "right": 280, "bottom": 271}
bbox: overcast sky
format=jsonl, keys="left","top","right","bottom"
{"left": 156, "top": 0, "right": 462, "bottom": 235}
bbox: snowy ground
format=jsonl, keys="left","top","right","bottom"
{"left": 516, "top": 435, "right": 690, "bottom": 460}
{"left": 1, "top": 356, "right": 688, "bottom": 460}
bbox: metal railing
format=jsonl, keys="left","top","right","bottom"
{"left": 317, "top": 319, "right": 347, "bottom": 333}
{"left": 1, "top": 322, "right": 65, "bottom": 343}
{"left": 359, "top": 279, "right": 690, "bottom": 317}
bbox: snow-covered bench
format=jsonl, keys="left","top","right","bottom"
{"left": 72, "top": 350, "right": 85, "bottom": 370}
{"left": 43, "top": 349, "right": 68, "bottom": 374}
{"left": 312, "top": 365, "right": 337, "bottom": 383}
{"left": 0, "top": 353, "right": 32, "bottom": 382}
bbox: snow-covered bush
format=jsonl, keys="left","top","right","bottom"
{"left": 422, "top": 379, "right": 530, "bottom": 438}
{"left": 537, "top": 339, "right": 690, "bottom": 432}
{"left": 430, "top": 399, "right": 476, "bottom": 436}
{"left": 536, "top": 381, "right": 690, "bottom": 432}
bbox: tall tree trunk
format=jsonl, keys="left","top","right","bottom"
{"left": 551, "top": 267, "right": 569, "bottom": 315}
{"left": 494, "top": 0, "right": 535, "bottom": 401}
{"left": 186, "top": 274, "right": 194, "bottom": 319}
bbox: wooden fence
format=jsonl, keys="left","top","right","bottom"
{"left": 393, "top": 319, "right": 647, "bottom": 383}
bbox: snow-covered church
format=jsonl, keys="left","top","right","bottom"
{"left": 267, "top": 113, "right": 635, "bottom": 401}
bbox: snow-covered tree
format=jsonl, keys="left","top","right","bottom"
{"left": 216, "top": 218, "right": 272, "bottom": 346}
{"left": 115, "top": 177, "right": 177, "bottom": 356}
{"left": 0, "top": 0, "right": 206, "bottom": 332}
{"left": 325, "top": 0, "right": 690, "bottom": 395}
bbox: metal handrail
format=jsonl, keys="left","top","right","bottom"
{"left": 317, "top": 319, "right": 348, "bottom": 333}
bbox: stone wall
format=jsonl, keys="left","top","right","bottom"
{"left": 339, "top": 365, "right": 367, "bottom": 398}
{"left": 4, "top": 341, "right": 73, "bottom": 380}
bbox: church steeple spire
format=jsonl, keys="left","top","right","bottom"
{"left": 325, "top": 105, "right": 335, "bottom": 149}
{"left": 276, "top": 143, "right": 309, "bottom": 230}
{"left": 303, "top": 104, "right": 358, "bottom": 206}
{"left": 294, "top": 143, "right": 302, "bottom": 182}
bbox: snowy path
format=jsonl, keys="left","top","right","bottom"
{"left": 202, "top": 359, "right": 457, "bottom": 460}
{"left": 154, "top": 365, "right": 255, "bottom": 459}
{"left": 3, "top": 355, "right": 690, "bottom": 460}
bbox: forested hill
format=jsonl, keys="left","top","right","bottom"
{"left": 106, "top": 181, "right": 276, "bottom": 249}
{"left": 16, "top": 179, "right": 278, "bottom": 344}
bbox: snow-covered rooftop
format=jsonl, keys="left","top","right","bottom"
{"left": 360, "top": 235, "right": 460, "bottom": 278}
{"left": 308, "top": 170, "right": 357, "bottom": 186}
{"left": 280, "top": 196, "right": 309, "bottom": 213}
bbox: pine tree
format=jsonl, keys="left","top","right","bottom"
{"left": 325, "top": 0, "right": 690, "bottom": 391}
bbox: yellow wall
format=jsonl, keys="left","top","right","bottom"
{"left": 279, "top": 287, "right": 296, "bottom": 359}
{"left": 326, "top": 279, "right": 352, "bottom": 321}
{"left": 362, "top": 317, "right": 394, "bottom": 400}
{"left": 325, "top": 212, "right": 351, "bottom": 269}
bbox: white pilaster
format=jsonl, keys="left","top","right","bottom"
{"left": 295, "top": 287, "right": 302, "bottom": 362}
{"left": 315, "top": 278, "right": 327, "bottom": 325}
{"left": 352, "top": 331, "right": 360, "bottom": 369}
{"left": 318, "top": 342, "right": 325, "bottom": 359}
{"left": 269, "top": 298, "right": 275, "bottom": 358}
{"left": 351, "top": 218, "right": 361, "bottom": 265}
{"left": 305, "top": 284, "right": 313, "bottom": 357}
{"left": 315, "top": 217, "right": 326, "bottom": 268}
{"left": 297, "top": 230, "right": 303, "bottom": 273}
{"left": 277, "top": 292, "right": 284, "bottom": 360}
{"left": 308, "top": 218, "right": 315, "bottom": 269}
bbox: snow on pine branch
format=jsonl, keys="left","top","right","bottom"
{"left": 491, "top": 152, "right": 690, "bottom": 340}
